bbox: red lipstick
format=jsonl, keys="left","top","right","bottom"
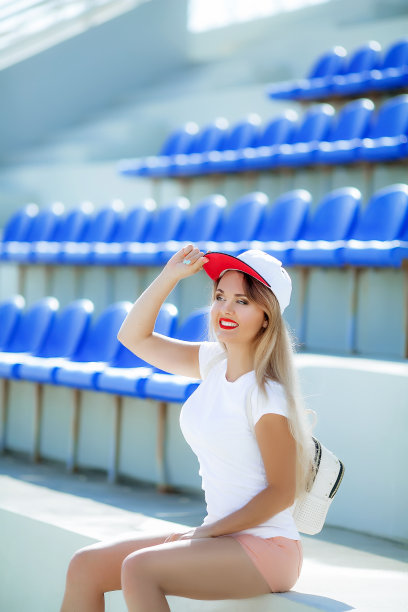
{"left": 219, "top": 318, "right": 238, "bottom": 330}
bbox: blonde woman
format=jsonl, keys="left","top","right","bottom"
{"left": 60, "top": 245, "right": 313, "bottom": 612}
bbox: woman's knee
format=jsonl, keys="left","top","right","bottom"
{"left": 121, "top": 550, "right": 153, "bottom": 588}
{"left": 66, "top": 545, "right": 100, "bottom": 586}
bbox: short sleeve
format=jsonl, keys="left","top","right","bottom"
{"left": 199, "top": 342, "right": 225, "bottom": 380}
{"left": 251, "top": 381, "right": 289, "bottom": 426}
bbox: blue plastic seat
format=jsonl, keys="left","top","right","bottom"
{"left": 277, "top": 104, "right": 335, "bottom": 167}
{"left": 358, "top": 95, "right": 408, "bottom": 161}
{"left": 0, "top": 204, "right": 39, "bottom": 260}
{"left": 341, "top": 184, "right": 408, "bottom": 267}
{"left": 0, "top": 296, "right": 25, "bottom": 350}
{"left": 124, "top": 198, "right": 190, "bottom": 265}
{"left": 157, "top": 195, "right": 226, "bottom": 264}
{"left": 32, "top": 202, "right": 95, "bottom": 263}
{"left": 61, "top": 201, "right": 124, "bottom": 264}
{"left": 202, "top": 192, "right": 268, "bottom": 254}
{"left": 236, "top": 110, "right": 298, "bottom": 171}
{"left": 198, "top": 115, "right": 262, "bottom": 174}
{"left": 244, "top": 190, "right": 311, "bottom": 264}
{"left": 368, "top": 38, "right": 408, "bottom": 92}
{"left": 140, "top": 308, "right": 210, "bottom": 402}
{"left": 290, "top": 187, "right": 362, "bottom": 266}
{"left": 331, "top": 41, "right": 382, "bottom": 97}
{"left": 91, "top": 199, "right": 156, "bottom": 265}
{"left": 94, "top": 303, "right": 178, "bottom": 396}
{"left": 0, "top": 297, "right": 59, "bottom": 379}
{"left": 266, "top": 46, "right": 347, "bottom": 100}
{"left": 315, "top": 98, "right": 374, "bottom": 164}
{"left": 13, "top": 299, "right": 94, "bottom": 382}
{"left": 119, "top": 123, "right": 200, "bottom": 178}
{"left": 169, "top": 118, "right": 230, "bottom": 177}
{"left": 53, "top": 301, "right": 136, "bottom": 389}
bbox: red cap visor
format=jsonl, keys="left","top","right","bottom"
{"left": 203, "top": 252, "right": 270, "bottom": 288}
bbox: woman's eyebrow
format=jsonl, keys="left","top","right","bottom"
{"left": 216, "top": 289, "right": 248, "bottom": 297}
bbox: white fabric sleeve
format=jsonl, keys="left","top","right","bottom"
{"left": 251, "top": 381, "right": 289, "bottom": 426}
{"left": 198, "top": 342, "right": 225, "bottom": 380}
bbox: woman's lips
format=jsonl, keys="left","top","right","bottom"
{"left": 219, "top": 318, "right": 238, "bottom": 330}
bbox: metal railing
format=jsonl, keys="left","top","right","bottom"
{"left": 0, "top": 0, "right": 149, "bottom": 70}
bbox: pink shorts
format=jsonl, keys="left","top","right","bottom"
{"left": 231, "top": 534, "right": 303, "bottom": 593}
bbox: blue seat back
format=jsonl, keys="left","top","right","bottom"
{"left": 344, "top": 41, "right": 382, "bottom": 74}
{"left": 110, "top": 201, "right": 155, "bottom": 243}
{"left": 112, "top": 303, "right": 178, "bottom": 368}
{"left": 143, "top": 199, "right": 190, "bottom": 243}
{"left": 302, "top": 187, "right": 361, "bottom": 241}
{"left": 381, "top": 38, "right": 408, "bottom": 70}
{"left": 220, "top": 116, "right": 261, "bottom": 151}
{"left": 23, "top": 205, "right": 64, "bottom": 243}
{"left": 1, "top": 204, "right": 39, "bottom": 242}
{"left": 368, "top": 95, "right": 408, "bottom": 138}
{"left": 71, "top": 301, "right": 132, "bottom": 363}
{"left": 326, "top": 99, "right": 374, "bottom": 142}
{"left": 191, "top": 119, "right": 229, "bottom": 154}
{"left": 4, "top": 297, "right": 59, "bottom": 354}
{"left": 36, "top": 299, "right": 94, "bottom": 358}
{"left": 177, "top": 195, "right": 226, "bottom": 242}
{"left": 79, "top": 205, "right": 123, "bottom": 243}
{"left": 307, "top": 46, "right": 347, "bottom": 79}
{"left": 159, "top": 123, "right": 199, "bottom": 156}
{"left": 52, "top": 205, "right": 94, "bottom": 242}
{"left": 0, "top": 296, "right": 25, "bottom": 350}
{"left": 256, "top": 190, "right": 311, "bottom": 242}
{"left": 292, "top": 104, "right": 335, "bottom": 144}
{"left": 175, "top": 308, "right": 210, "bottom": 342}
{"left": 350, "top": 184, "right": 408, "bottom": 241}
{"left": 255, "top": 111, "right": 298, "bottom": 147}
{"left": 214, "top": 192, "right": 268, "bottom": 242}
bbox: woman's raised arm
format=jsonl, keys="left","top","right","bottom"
{"left": 117, "top": 245, "right": 209, "bottom": 378}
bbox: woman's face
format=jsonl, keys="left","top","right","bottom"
{"left": 211, "top": 271, "right": 266, "bottom": 346}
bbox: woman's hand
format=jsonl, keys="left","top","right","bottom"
{"left": 163, "top": 245, "right": 209, "bottom": 282}
{"left": 164, "top": 525, "right": 213, "bottom": 543}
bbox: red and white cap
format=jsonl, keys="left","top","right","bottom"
{"left": 203, "top": 250, "right": 292, "bottom": 313}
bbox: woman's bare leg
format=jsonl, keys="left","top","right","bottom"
{"left": 60, "top": 531, "right": 174, "bottom": 612}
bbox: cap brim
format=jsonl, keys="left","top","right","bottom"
{"left": 203, "top": 252, "right": 270, "bottom": 287}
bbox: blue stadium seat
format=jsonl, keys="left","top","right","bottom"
{"left": 368, "top": 38, "right": 408, "bottom": 92}
{"left": 202, "top": 192, "right": 268, "bottom": 254}
{"left": 5, "top": 204, "right": 65, "bottom": 263}
{"left": 358, "top": 95, "right": 408, "bottom": 161}
{"left": 277, "top": 104, "right": 335, "bottom": 166}
{"left": 157, "top": 195, "right": 226, "bottom": 264}
{"left": 124, "top": 198, "right": 190, "bottom": 265}
{"left": 331, "top": 41, "right": 382, "bottom": 97}
{"left": 94, "top": 303, "right": 178, "bottom": 396}
{"left": 197, "top": 115, "right": 262, "bottom": 174}
{"left": 290, "top": 187, "right": 361, "bottom": 266}
{"left": 139, "top": 308, "right": 210, "bottom": 402}
{"left": 341, "top": 184, "right": 408, "bottom": 267}
{"left": 244, "top": 190, "right": 311, "bottom": 263}
{"left": 169, "top": 118, "right": 229, "bottom": 177}
{"left": 61, "top": 201, "right": 124, "bottom": 264}
{"left": 234, "top": 111, "right": 299, "bottom": 171}
{"left": 0, "top": 204, "right": 39, "bottom": 260}
{"left": 119, "top": 122, "right": 199, "bottom": 178}
{"left": 0, "top": 297, "right": 59, "bottom": 378}
{"left": 91, "top": 199, "right": 156, "bottom": 265}
{"left": 53, "top": 301, "right": 134, "bottom": 389}
{"left": 0, "top": 296, "right": 25, "bottom": 350}
{"left": 12, "top": 299, "right": 94, "bottom": 382}
{"left": 315, "top": 98, "right": 374, "bottom": 164}
{"left": 32, "top": 202, "right": 95, "bottom": 263}
{"left": 266, "top": 46, "right": 347, "bottom": 100}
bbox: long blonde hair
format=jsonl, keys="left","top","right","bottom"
{"left": 211, "top": 272, "right": 314, "bottom": 498}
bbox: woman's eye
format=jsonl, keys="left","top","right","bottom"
{"left": 237, "top": 300, "right": 248, "bottom": 305}
{"left": 215, "top": 295, "right": 224, "bottom": 301}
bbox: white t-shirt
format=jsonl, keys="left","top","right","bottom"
{"left": 180, "top": 341, "right": 299, "bottom": 539}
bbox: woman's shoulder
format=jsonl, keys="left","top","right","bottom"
{"left": 199, "top": 341, "right": 226, "bottom": 380}
{"left": 252, "top": 379, "right": 288, "bottom": 423}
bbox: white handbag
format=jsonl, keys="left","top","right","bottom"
{"left": 245, "top": 388, "right": 345, "bottom": 535}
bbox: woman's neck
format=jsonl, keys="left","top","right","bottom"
{"left": 224, "top": 344, "right": 255, "bottom": 382}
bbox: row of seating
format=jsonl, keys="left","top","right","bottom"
{"left": 266, "top": 38, "right": 408, "bottom": 101}
{"left": 118, "top": 95, "right": 408, "bottom": 177}
{"left": 1, "top": 184, "right": 408, "bottom": 267}
{"left": 0, "top": 297, "right": 205, "bottom": 403}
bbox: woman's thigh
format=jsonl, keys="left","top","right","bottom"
{"left": 123, "top": 535, "right": 272, "bottom": 600}
{"left": 71, "top": 531, "right": 175, "bottom": 593}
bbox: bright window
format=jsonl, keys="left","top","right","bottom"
{"left": 188, "top": 0, "right": 331, "bottom": 33}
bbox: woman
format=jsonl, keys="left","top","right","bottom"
{"left": 60, "top": 244, "right": 313, "bottom": 612}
